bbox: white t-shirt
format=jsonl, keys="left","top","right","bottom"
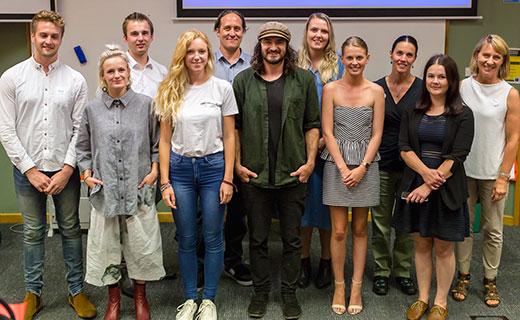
{"left": 460, "top": 76, "right": 512, "bottom": 179}
{"left": 171, "top": 76, "right": 238, "bottom": 157}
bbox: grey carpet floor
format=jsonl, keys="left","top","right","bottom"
{"left": 0, "top": 222, "right": 519, "bottom": 320}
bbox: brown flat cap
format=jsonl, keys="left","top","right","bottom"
{"left": 257, "top": 21, "right": 291, "bottom": 42}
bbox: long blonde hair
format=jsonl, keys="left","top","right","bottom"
{"left": 155, "top": 29, "right": 214, "bottom": 123}
{"left": 298, "top": 13, "right": 339, "bottom": 84}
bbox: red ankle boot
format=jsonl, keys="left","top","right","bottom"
{"left": 134, "top": 282, "right": 150, "bottom": 320}
{"left": 104, "top": 284, "right": 121, "bottom": 320}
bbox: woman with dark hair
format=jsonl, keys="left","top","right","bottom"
{"left": 392, "top": 54, "right": 474, "bottom": 320}
{"left": 371, "top": 35, "right": 422, "bottom": 297}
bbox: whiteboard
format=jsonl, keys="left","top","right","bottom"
{"left": 0, "top": 0, "right": 56, "bottom": 21}
{"left": 56, "top": 0, "right": 446, "bottom": 98}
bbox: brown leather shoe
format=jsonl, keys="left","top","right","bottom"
{"left": 104, "top": 284, "right": 121, "bottom": 320}
{"left": 23, "top": 292, "right": 43, "bottom": 320}
{"left": 134, "top": 282, "right": 150, "bottom": 320}
{"left": 68, "top": 292, "right": 97, "bottom": 319}
{"left": 406, "top": 300, "right": 428, "bottom": 320}
{"left": 427, "top": 305, "right": 448, "bottom": 320}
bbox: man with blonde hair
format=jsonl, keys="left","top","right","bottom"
{"left": 0, "top": 10, "right": 96, "bottom": 319}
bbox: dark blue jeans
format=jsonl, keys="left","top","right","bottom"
{"left": 13, "top": 167, "right": 84, "bottom": 296}
{"left": 170, "top": 151, "right": 225, "bottom": 300}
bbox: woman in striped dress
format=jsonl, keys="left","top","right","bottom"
{"left": 321, "top": 36, "right": 384, "bottom": 315}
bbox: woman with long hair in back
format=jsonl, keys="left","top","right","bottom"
{"left": 392, "top": 54, "right": 474, "bottom": 320}
{"left": 371, "top": 35, "right": 422, "bottom": 297}
{"left": 156, "top": 29, "right": 237, "bottom": 320}
{"left": 296, "top": 12, "right": 344, "bottom": 290}
{"left": 322, "top": 36, "right": 384, "bottom": 315}
{"left": 452, "top": 34, "right": 520, "bottom": 308}
{"left": 76, "top": 46, "right": 165, "bottom": 320}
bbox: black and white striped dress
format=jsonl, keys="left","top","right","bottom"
{"left": 321, "top": 106, "right": 380, "bottom": 207}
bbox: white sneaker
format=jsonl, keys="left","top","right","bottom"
{"left": 195, "top": 299, "right": 217, "bottom": 320}
{"left": 176, "top": 299, "right": 198, "bottom": 320}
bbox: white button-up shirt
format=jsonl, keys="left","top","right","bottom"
{"left": 0, "top": 57, "right": 88, "bottom": 174}
{"left": 126, "top": 52, "right": 167, "bottom": 99}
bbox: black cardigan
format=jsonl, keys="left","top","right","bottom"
{"left": 398, "top": 105, "right": 475, "bottom": 210}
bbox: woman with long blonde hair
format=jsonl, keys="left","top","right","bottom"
{"left": 156, "top": 29, "right": 238, "bottom": 320}
{"left": 296, "top": 12, "right": 343, "bottom": 290}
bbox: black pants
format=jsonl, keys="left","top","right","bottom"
{"left": 242, "top": 183, "right": 307, "bottom": 295}
{"left": 224, "top": 178, "right": 248, "bottom": 267}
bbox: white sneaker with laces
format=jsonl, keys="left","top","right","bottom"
{"left": 196, "top": 299, "right": 217, "bottom": 320}
{"left": 176, "top": 299, "right": 198, "bottom": 320}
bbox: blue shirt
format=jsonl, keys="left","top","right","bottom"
{"left": 214, "top": 48, "right": 251, "bottom": 83}
{"left": 308, "top": 59, "right": 344, "bottom": 109}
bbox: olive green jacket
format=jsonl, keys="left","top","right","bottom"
{"left": 233, "top": 67, "right": 320, "bottom": 188}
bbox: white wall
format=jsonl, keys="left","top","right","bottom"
{"left": 56, "top": 0, "right": 445, "bottom": 98}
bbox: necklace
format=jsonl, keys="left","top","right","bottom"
{"left": 388, "top": 75, "right": 413, "bottom": 101}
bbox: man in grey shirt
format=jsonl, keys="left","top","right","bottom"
{"left": 213, "top": 10, "right": 253, "bottom": 287}
{"left": 0, "top": 10, "right": 96, "bottom": 320}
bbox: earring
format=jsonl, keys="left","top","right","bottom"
{"left": 102, "top": 86, "right": 108, "bottom": 92}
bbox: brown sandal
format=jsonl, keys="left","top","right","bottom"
{"left": 451, "top": 272, "right": 470, "bottom": 302}
{"left": 483, "top": 278, "right": 501, "bottom": 308}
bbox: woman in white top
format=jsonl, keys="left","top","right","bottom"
{"left": 156, "top": 30, "right": 238, "bottom": 320}
{"left": 453, "top": 34, "right": 520, "bottom": 308}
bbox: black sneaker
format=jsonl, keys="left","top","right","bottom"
{"left": 248, "top": 293, "right": 268, "bottom": 318}
{"left": 297, "top": 257, "right": 311, "bottom": 289}
{"left": 396, "top": 276, "right": 417, "bottom": 295}
{"left": 372, "top": 276, "right": 389, "bottom": 296}
{"left": 281, "top": 294, "right": 302, "bottom": 320}
{"left": 225, "top": 263, "right": 253, "bottom": 286}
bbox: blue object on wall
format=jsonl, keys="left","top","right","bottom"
{"left": 74, "top": 45, "right": 87, "bottom": 64}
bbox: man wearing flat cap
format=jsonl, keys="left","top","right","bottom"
{"left": 233, "top": 21, "right": 320, "bottom": 319}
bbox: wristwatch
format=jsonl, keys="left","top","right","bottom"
{"left": 361, "top": 161, "right": 371, "bottom": 169}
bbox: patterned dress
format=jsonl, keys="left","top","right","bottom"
{"left": 321, "top": 106, "right": 380, "bottom": 207}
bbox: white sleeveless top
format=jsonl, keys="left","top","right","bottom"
{"left": 460, "top": 76, "right": 512, "bottom": 179}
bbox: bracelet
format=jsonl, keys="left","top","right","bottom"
{"left": 360, "top": 161, "right": 371, "bottom": 169}
{"left": 160, "top": 181, "right": 172, "bottom": 193}
{"left": 498, "top": 171, "right": 510, "bottom": 180}
{"left": 222, "top": 180, "right": 238, "bottom": 192}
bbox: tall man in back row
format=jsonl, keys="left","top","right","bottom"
{"left": 233, "top": 22, "right": 320, "bottom": 320}
{"left": 0, "top": 10, "right": 96, "bottom": 320}
{"left": 213, "top": 9, "right": 253, "bottom": 286}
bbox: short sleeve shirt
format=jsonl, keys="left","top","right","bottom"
{"left": 171, "top": 76, "right": 238, "bottom": 157}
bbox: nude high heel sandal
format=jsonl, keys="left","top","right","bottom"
{"left": 347, "top": 279, "right": 363, "bottom": 315}
{"left": 331, "top": 280, "right": 346, "bottom": 315}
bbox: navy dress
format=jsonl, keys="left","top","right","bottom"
{"left": 392, "top": 114, "right": 469, "bottom": 242}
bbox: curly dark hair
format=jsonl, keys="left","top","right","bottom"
{"left": 416, "top": 54, "right": 463, "bottom": 115}
{"left": 251, "top": 40, "right": 298, "bottom": 75}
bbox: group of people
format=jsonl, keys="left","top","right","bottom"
{"left": 0, "top": 8, "right": 518, "bottom": 320}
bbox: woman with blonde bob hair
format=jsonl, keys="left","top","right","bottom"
{"left": 156, "top": 29, "right": 238, "bottom": 320}
{"left": 77, "top": 45, "right": 165, "bottom": 320}
{"left": 453, "top": 34, "right": 520, "bottom": 308}
{"left": 296, "top": 12, "right": 344, "bottom": 290}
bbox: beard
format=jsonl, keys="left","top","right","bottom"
{"left": 263, "top": 51, "right": 284, "bottom": 65}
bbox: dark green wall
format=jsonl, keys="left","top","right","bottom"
{"left": 447, "top": 0, "right": 520, "bottom": 90}
{"left": 0, "top": 23, "right": 29, "bottom": 212}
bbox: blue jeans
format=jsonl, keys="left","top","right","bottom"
{"left": 170, "top": 151, "right": 225, "bottom": 300}
{"left": 13, "top": 167, "right": 84, "bottom": 296}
